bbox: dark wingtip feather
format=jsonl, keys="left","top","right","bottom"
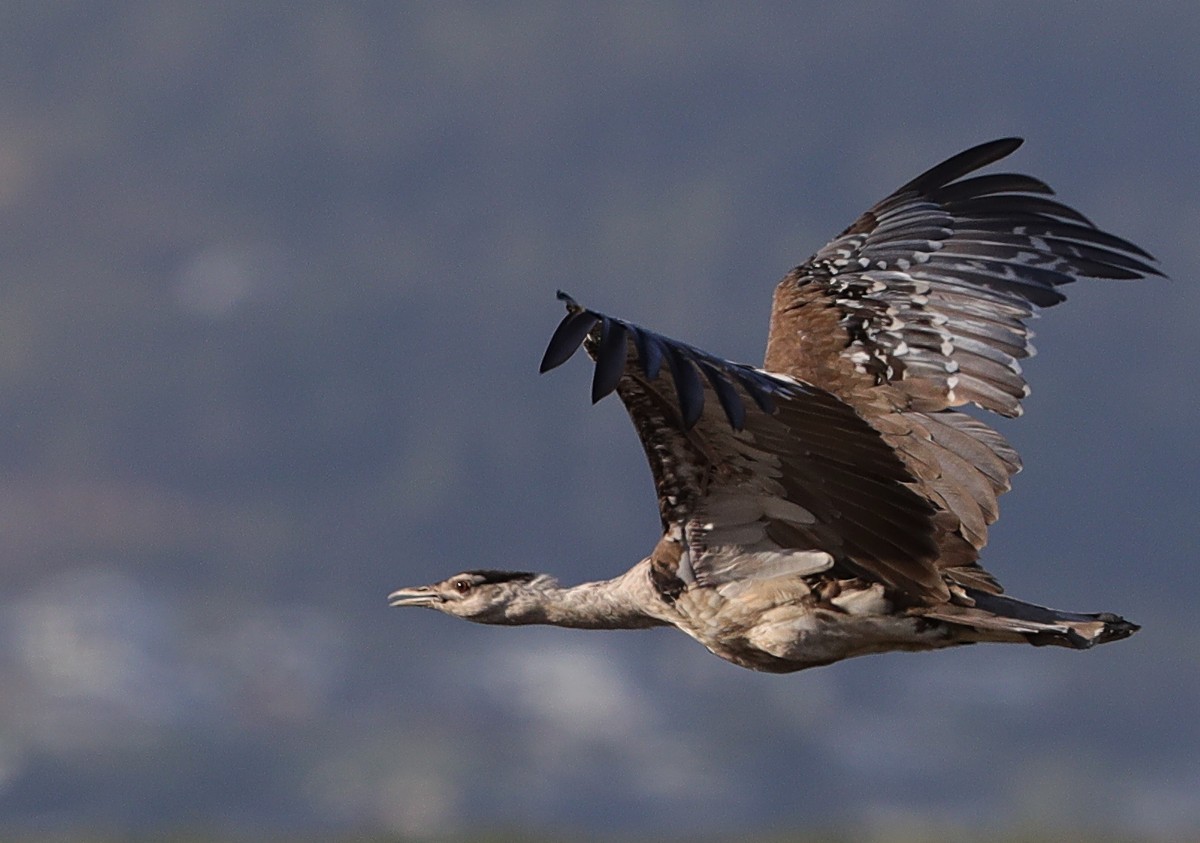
{"left": 632, "top": 326, "right": 664, "bottom": 380}
{"left": 901, "top": 138, "right": 1024, "bottom": 194}
{"left": 934, "top": 172, "right": 1056, "bottom": 204}
{"left": 735, "top": 370, "right": 778, "bottom": 414}
{"left": 951, "top": 194, "right": 1094, "bottom": 226}
{"left": 665, "top": 347, "right": 705, "bottom": 429}
{"left": 699, "top": 360, "right": 746, "bottom": 430}
{"left": 540, "top": 308, "right": 599, "bottom": 373}
{"left": 591, "top": 319, "right": 627, "bottom": 403}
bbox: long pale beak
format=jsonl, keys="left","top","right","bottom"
{"left": 388, "top": 585, "right": 444, "bottom": 608}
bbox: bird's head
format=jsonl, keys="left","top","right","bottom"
{"left": 388, "top": 569, "right": 548, "bottom": 624}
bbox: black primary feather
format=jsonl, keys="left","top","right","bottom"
{"left": 541, "top": 293, "right": 789, "bottom": 431}
{"left": 899, "top": 138, "right": 1024, "bottom": 193}
{"left": 540, "top": 308, "right": 599, "bottom": 373}
{"left": 664, "top": 345, "right": 705, "bottom": 429}
{"left": 591, "top": 318, "right": 627, "bottom": 403}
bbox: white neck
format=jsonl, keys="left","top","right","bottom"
{"left": 496, "top": 562, "right": 668, "bottom": 630}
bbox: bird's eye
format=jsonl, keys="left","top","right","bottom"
{"left": 454, "top": 579, "right": 471, "bottom": 593}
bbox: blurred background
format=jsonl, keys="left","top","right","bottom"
{"left": 0, "top": 3, "right": 1197, "bottom": 841}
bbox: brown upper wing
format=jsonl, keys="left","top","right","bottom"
{"left": 765, "top": 137, "right": 1161, "bottom": 417}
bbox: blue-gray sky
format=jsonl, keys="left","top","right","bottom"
{"left": 0, "top": 3, "right": 1197, "bottom": 838}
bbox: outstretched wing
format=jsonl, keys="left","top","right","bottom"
{"left": 541, "top": 293, "right": 950, "bottom": 601}
{"left": 761, "top": 139, "right": 1160, "bottom": 582}
{"left": 764, "top": 137, "right": 1161, "bottom": 417}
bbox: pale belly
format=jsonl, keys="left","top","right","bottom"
{"left": 668, "top": 585, "right": 966, "bottom": 673}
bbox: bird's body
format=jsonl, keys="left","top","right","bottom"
{"left": 391, "top": 139, "right": 1154, "bottom": 672}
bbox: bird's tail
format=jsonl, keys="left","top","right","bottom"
{"left": 920, "top": 590, "right": 1139, "bottom": 649}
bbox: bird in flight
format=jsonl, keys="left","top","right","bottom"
{"left": 391, "top": 138, "right": 1157, "bottom": 672}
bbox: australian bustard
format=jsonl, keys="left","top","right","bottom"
{"left": 390, "top": 138, "right": 1156, "bottom": 672}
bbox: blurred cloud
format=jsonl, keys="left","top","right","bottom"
{"left": 173, "top": 241, "right": 288, "bottom": 318}
{"left": 471, "top": 638, "right": 725, "bottom": 799}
